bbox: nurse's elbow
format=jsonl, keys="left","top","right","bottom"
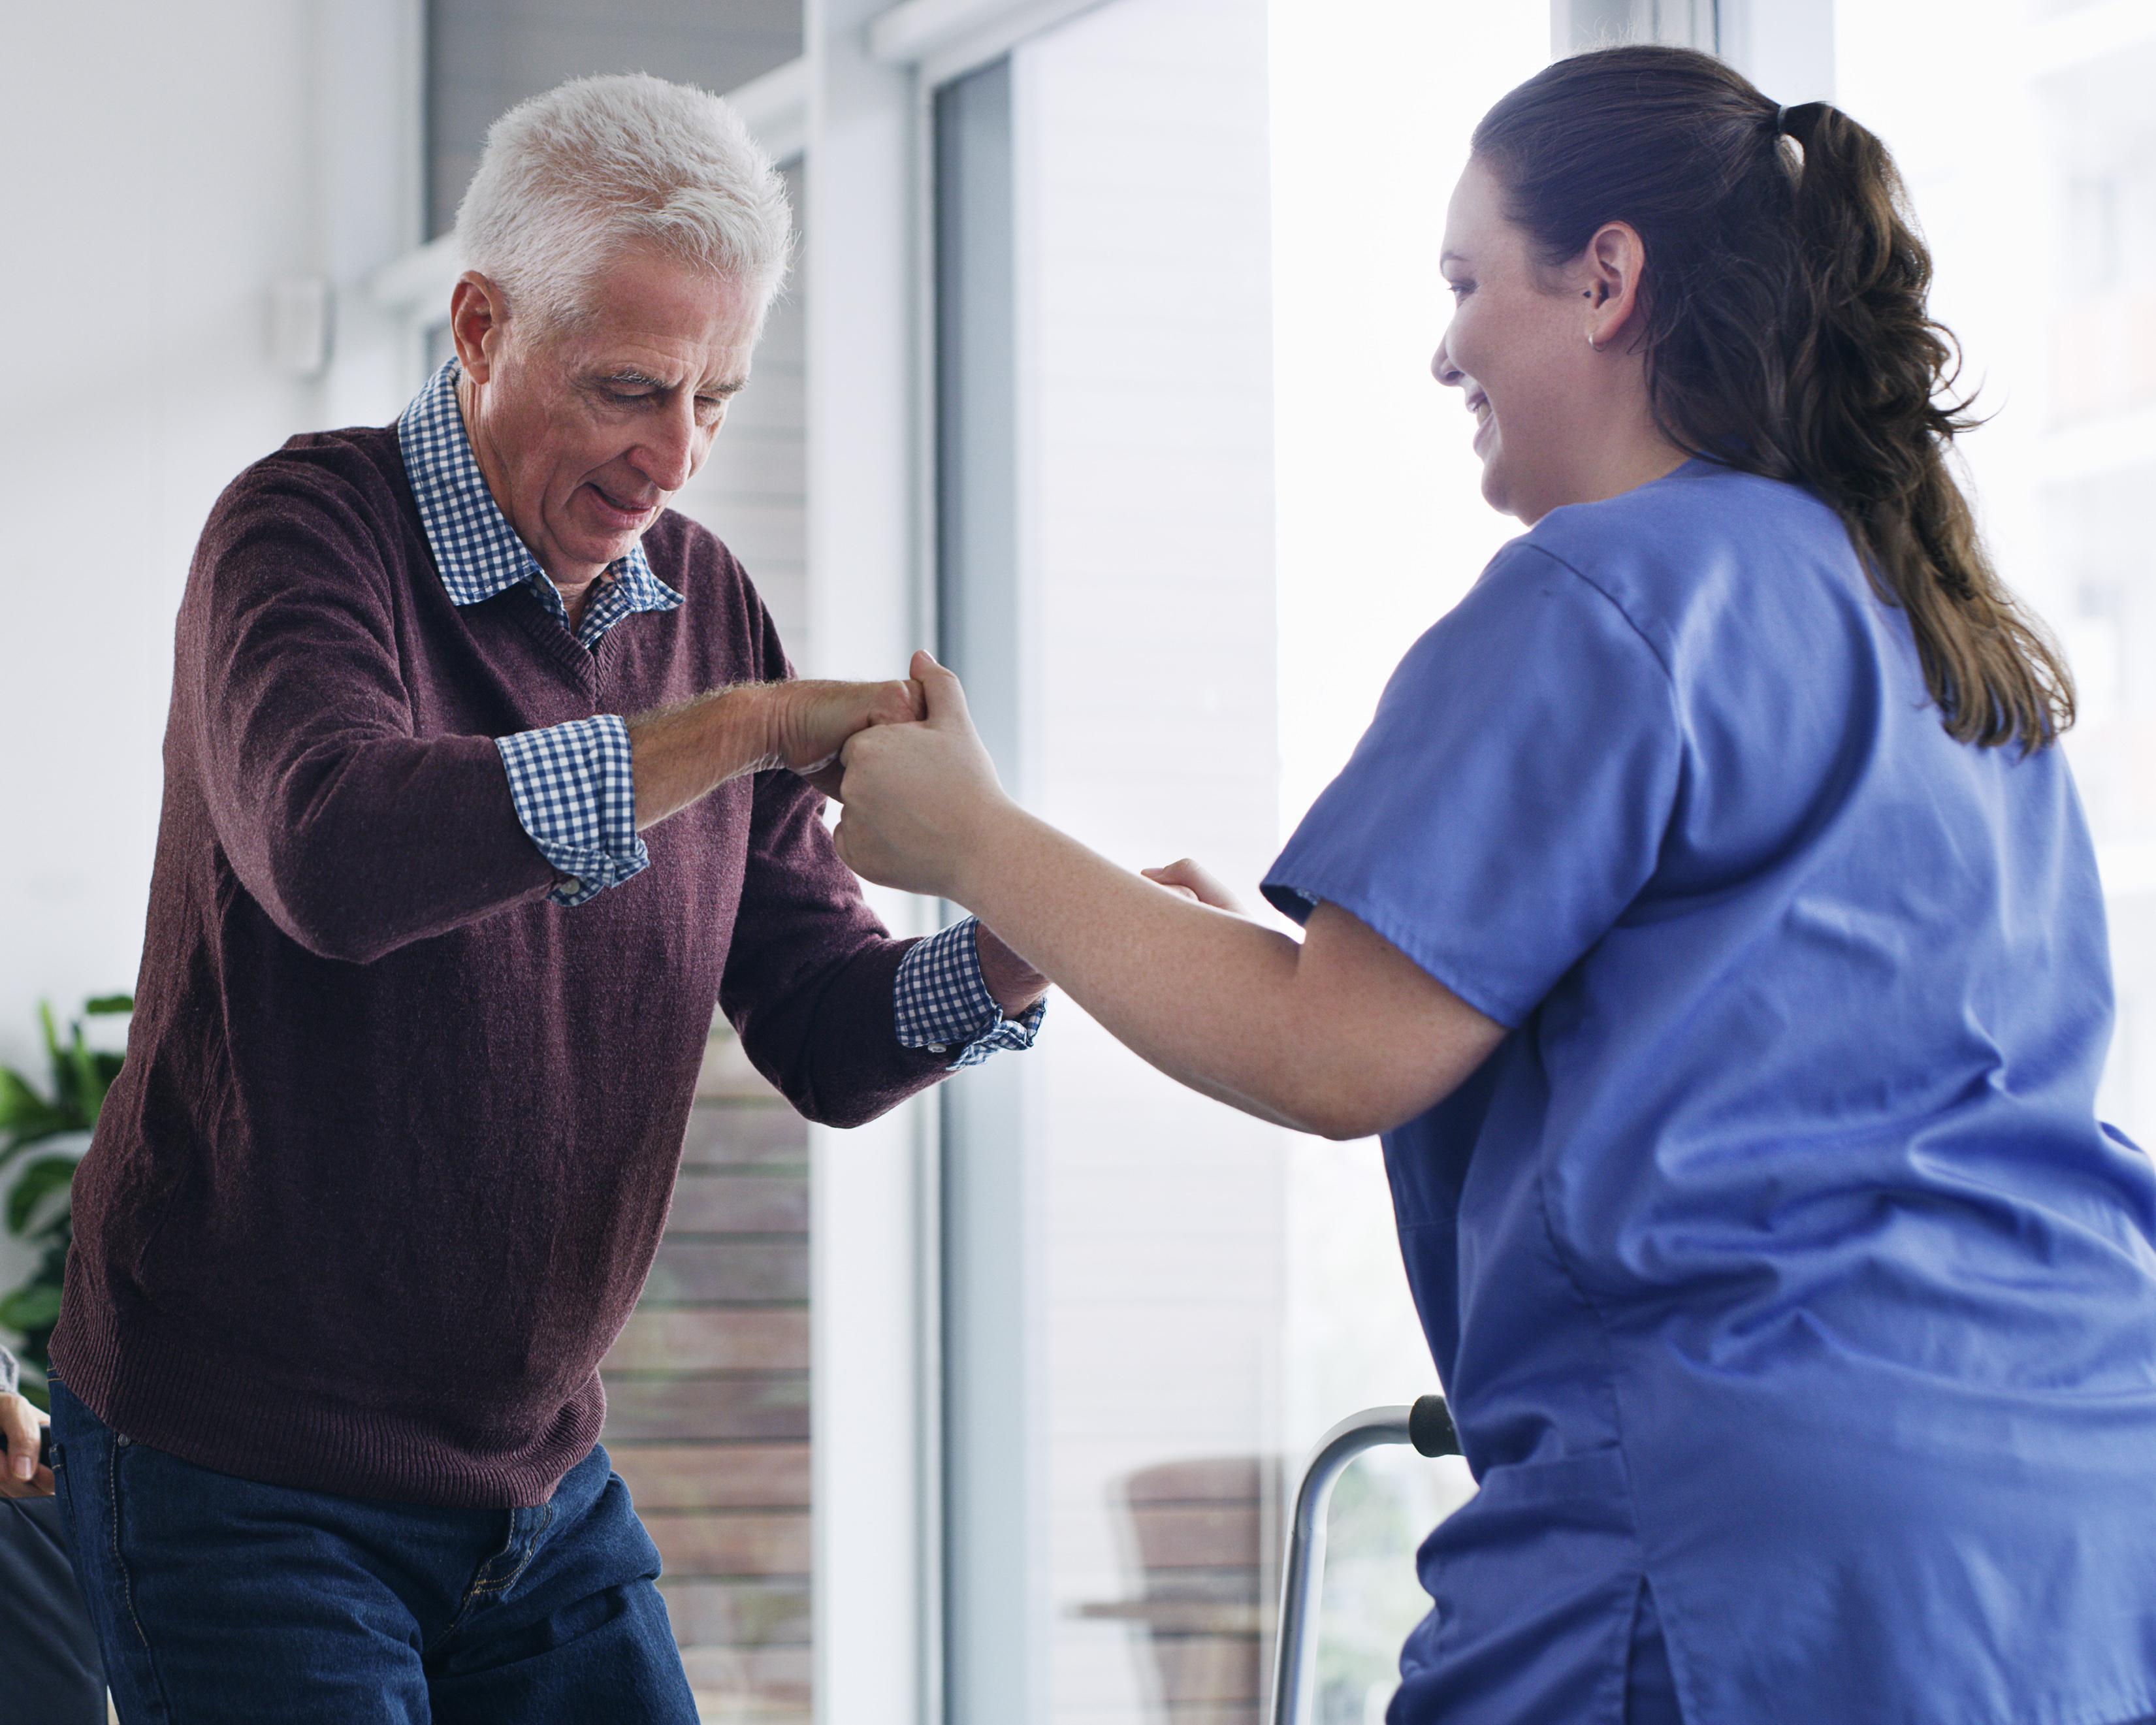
{"left": 1278, "top": 1070, "right": 1401, "bottom": 1142}
{"left": 1310, "top": 1108, "right": 1381, "bottom": 1143}
{"left": 1277, "top": 1048, "right": 1470, "bottom": 1141}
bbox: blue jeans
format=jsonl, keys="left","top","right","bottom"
{"left": 48, "top": 1377, "right": 698, "bottom": 1724}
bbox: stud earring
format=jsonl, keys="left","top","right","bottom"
{"left": 1586, "top": 329, "right": 1602, "bottom": 351}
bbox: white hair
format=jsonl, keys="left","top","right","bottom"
{"left": 455, "top": 72, "right": 793, "bottom": 332}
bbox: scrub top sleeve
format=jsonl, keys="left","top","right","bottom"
{"left": 1263, "top": 542, "right": 1681, "bottom": 1028}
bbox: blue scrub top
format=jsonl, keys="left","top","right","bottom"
{"left": 1264, "top": 462, "right": 2156, "bottom": 1725}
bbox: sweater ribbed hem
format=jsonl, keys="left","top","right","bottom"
{"left": 50, "top": 1280, "right": 602, "bottom": 1509}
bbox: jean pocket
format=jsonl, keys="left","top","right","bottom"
{"left": 50, "top": 1434, "right": 72, "bottom": 1516}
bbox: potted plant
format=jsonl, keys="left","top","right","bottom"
{"left": 0, "top": 994, "right": 130, "bottom": 1408}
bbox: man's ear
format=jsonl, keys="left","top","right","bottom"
{"left": 1583, "top": 221, "right": 1647, "bottom": 351}
{"left": 448, "top": 271, "right": 509, "bottom": 383}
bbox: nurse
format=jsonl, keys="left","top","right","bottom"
{"left": 835, "top": 43, "right": 2156, "bottom": 1725}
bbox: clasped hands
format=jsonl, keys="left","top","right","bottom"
{"left": 798, "top": 651, "right": 1242, "bottom": 918}
{"left": 760, "top": 658, "right": 1097, "bottom": 1014}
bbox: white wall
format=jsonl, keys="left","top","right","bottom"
{"left": 0, "top": 4, "right": 420, "bottom": 1304}
{"left": 0, "top": 5, "right": 325, "bottom": 1074}
{"left": 0, "top": 0, "right": 317, "bottom": 1196}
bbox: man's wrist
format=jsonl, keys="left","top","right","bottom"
{"left": 974, "top": 921, "right": 1049, "bottom": 1019}
{"left": 628, "top": 683, "right": 785, "bottom": 831}
{"left": 724, "top": 682, "right": 787, "bottom": 773}
{"left": 675, "top": 683, "right": 786, "bottom": 778}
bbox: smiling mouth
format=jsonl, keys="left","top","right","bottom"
{"left": 1466, "top": 392, "right": 1493, "bottom": 445}
{"left": 587, "top": 483, "right": 658, "bottom": 528}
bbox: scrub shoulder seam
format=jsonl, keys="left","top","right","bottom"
{"left": 1506, "top": 540, "right": 1679, "bottom": 687}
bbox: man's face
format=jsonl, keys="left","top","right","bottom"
{"left": 452, "top": 244, "right": 762, "bottom": 587}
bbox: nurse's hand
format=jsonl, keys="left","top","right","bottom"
{"left": 835, "top": 652, "right": 1014, "bottom": 901}
{"left": 1142, "top": 859, "right": 1249, "bottom": 917}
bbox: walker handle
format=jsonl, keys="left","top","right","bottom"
{"left": 1269, "top": 1395, "right": 1462, "bottom": 1725}
{"left": 1409, "top": 1393, "right": 1458, "bottom": 1458}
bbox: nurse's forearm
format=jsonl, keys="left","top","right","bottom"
{"left": 952, "top": 809, "right": 1311, "bottom": 1121}
{"left": 945, "top": 806, "right": 1466, "bottom": 1139}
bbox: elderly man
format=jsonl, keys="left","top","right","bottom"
{"left": 42, "top": 73, "right": 1044, "bottom": 1722}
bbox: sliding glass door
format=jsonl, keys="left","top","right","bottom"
{"left": 933, "top": 4, "right": 1545, "bottom": 1719}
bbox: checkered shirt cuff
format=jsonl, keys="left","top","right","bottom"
{"left": 496, "top": 715, "right": 650, "bottom": 908}
{"left": 895, "top": 916, "right": 1046, "bottom": 1068}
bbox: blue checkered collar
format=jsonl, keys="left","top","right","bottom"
{"left": 395, "top": 358, "right": 683, "bottom": 645}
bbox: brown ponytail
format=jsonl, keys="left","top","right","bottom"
{"left": 1472, "top": 48, "right": 2072, "bottom": 751}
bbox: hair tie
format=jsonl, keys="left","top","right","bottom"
{"left": 1774, "top": 104, "right": 1790, "bottom": 135}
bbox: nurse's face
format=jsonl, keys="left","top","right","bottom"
{"left": 1432, "top": 159, "right": 1626, "bottom": 524}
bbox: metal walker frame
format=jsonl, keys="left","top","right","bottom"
{"left": 1268, "top": 1395, "right": 1460, "bottom": 1725}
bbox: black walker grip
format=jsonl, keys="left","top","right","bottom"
{"left": 1408, "top": 1393, "right": 1460, "bottom": 1459}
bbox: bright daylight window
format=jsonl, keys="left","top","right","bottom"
{"left": 1270, "top": 5, "right": 1547, "bottom": 1720}
{"left": 1837, "top": 0, "right": 2156, "bottom": 1139}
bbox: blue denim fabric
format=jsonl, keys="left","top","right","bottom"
{"left": 47, "top": 1377, "right": 697, "bottom": 1724}
{"left": 0, "top": 1493, "right": 106, "bottom": 1724}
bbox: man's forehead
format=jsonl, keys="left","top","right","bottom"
{"left": 557, "top": 251, "right": 762, "bottom": 378}
{"left": 585, "top": 349, "right": 752, "bottom": 393}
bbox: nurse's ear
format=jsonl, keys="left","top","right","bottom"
{"left": 1577, "top": 221, "right": 1648, "bottom": 355}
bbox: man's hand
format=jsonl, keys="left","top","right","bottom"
{"left": 0, "top": 1391, "right": 53, "bottom": 1499}
{"left": 765, "top": 678, "right": 924, "bottom": 801}
{"left": 833, "top": 653, "right": 1014, "bottom": 900}
{"left": 632, "top": 677, "right": 923, "bottom": 830}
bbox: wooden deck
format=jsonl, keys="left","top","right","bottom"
{"left": 602, "top": 1041, "right": 811, "bottom": 1724}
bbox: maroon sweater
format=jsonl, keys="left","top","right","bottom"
{"left": 52, "top": 425, "right": 947, "bottom": 1506}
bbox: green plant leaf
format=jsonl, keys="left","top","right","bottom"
{"left": 22, "top": 1194, "right": 73, "bottom": 1242}
{"left": 84, "top": 995, "right": 134, "bottom": 1016}
{"left": 37, "top": 1001, "right": 63, "bottom": 1089}
{"left": 69, "top": 1027, "right": 101, "bottom": 1125}
{"left": 0, "top": 1068, "right": 63, "bottom": 1135}
{"left": 0, "top": 1122, "right": 78, "bottom": 1173}
{"left": 0, "top": 1282, "right": 62, "bottom": 1333}
{"left": 6, "top": 1153, "right": 80, "bottom": 1236}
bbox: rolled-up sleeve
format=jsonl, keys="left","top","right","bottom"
{"left": 496, "top": 715, "right": 649, "bottom": 907}
{"left": 894, "top": 917, "right": 1046, "bottom": 1066}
